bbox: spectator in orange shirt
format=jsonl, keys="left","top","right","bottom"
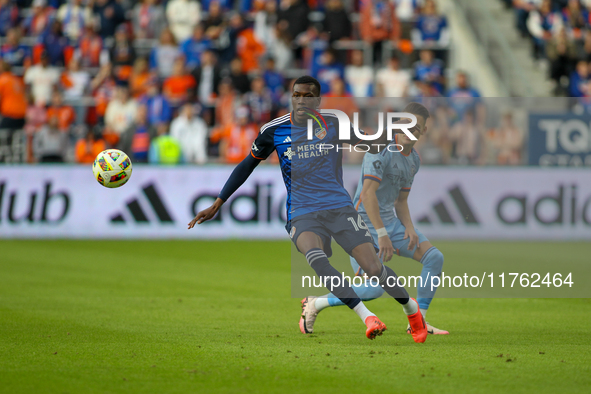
{"left": 234, "top": 14, "right": 265, "bottom": 73}
{"left": 0, "top": 61, "right": 27, "bottom": 127}
{"left": 214, "top": 79, "right": 237, "bottom": 128}
{"left": 75, "top": 128, "right": 106, "bottom": 164}
{"left": 212, "top": 106, "right": 258, "bottom": 163}
{"left": 322, "top": 78, "right": 359, "bottom": 118}
{"left": 46, "top": 90, "right": 76, "bottom": 133}
{"left": 129, "top": 57, "right": 152, "bottom": 99}
{"left": 0, "top": 61, "right": 28, "bottom": 160}
{"left": 163, "top": 58, "right": 196, "bottom": 106}
{"left": 360, "top": 0, "right": 400, "bottom": 64}
{"left": 76, "top": 21, "right": 105, "bottom": 68}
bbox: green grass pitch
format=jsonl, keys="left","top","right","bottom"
{"left": 1, "top": 240, "right": 590, "bottom": 394}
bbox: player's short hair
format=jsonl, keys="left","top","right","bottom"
{"left": 293, "top": 75, "right": 321, "bottom": 96}
{"left": 403, "top": 102, "right": 430, "bottom": 120}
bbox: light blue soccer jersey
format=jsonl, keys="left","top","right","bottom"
{"left": 352, "top": 145, "right": 421, "bottom": 222}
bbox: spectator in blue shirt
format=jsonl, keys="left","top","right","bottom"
{"left": 118, "top": 104, "right": 156, "bottom": 163}
{"left": 262, "top": 58, "right": 285, "bottom": 101}
{"left": 413, "top": 49, "right": 445, "bottom": 94}
{"left": 447, "top": 71, "right": 481, "bottom": 99}
{"left": 413, "top": 0, "right": 449, "bottom": 47}
{"left": 0, "top": 0, "right": 20, "bottom": 37}
{"left": 180, "top": 24, "right": 212, "bottom": 71}
{"left": 298, "top": 25, "right": 329, "bottom": 73}
{"left": 0, "top": 28, "right": 30, "bottom": 68}
{"left": 23, "top": 0, "right": 55, "bottom": 37}
{"left": 569, "top": 60, "right": 590, "bottom": 97}
{"left": 202, "top": 0, "right": 232, "bottom": 11}
{"left": 312, "top": 49, "right": 345, "bottom": 94}
{"left": 141, "top": 82, "right": 173, "bottom": 126}
{"left": 447, "top": 71, "right": 482, "bottom": 121}
{"left": 40, "top": 20, "right": 69, "bottom": 66}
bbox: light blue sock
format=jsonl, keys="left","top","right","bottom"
{"left": 326, "top": 278, "right": 385, "bottom": 306}
{"left": 417, "top": 247, "right": 444, "bottom": 311}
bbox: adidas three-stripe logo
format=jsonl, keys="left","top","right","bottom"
{"left": 111, "top": 183, "right": 174, "bottom": 224}
{"left": 282, "top": 136, "right": 292, "bottom": 143}
{"left": 417, "top": 185, "right": 479, "bottom": 225}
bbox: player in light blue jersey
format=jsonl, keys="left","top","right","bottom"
{"left": 300, "top": 102, "right": 449, "bottom": 335}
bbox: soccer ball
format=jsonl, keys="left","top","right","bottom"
{"left": 92, "top": 149, "right": 133, "bottom": 188}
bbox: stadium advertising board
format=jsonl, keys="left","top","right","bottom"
{"left": 0, "top": 166, "right": 589, "bottom": 240}
{"left": 529, "top": 113, "right": 591, "bottom": 166}
{"left": 403, "top": 167, "right": 591, "bottom": 240}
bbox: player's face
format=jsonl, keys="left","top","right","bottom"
{"left": 292, "top": 84, "right": 320, "bottom": 124}
{"left": 398, "top": 115, "right": 426, "bottom": 145}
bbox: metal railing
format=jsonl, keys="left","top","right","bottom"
{"left": 455, "top": 0, "right": 534, "bottom": 97}
{"left": 0, "top": 130, "right": 27, "bottom": 163}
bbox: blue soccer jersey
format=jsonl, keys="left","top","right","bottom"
{"left": 250, "top": 112, "right": 362, "bottom": 221}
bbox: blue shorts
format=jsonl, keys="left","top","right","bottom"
{"left": 286, "top": 206, "right": 378, "bottom": 258}
{"left": 350, "top": 216, "right": 429, "bottom": 275}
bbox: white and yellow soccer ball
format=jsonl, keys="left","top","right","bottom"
{"left": 92, "top": 149, "right": 133, "bottom": 188}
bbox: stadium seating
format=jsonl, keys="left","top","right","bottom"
{"left": 2, "top": 0, "right": 509, "bottom": 166}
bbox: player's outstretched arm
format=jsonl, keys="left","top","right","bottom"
{"left": 188, "top": 197, "right": 224, "bottom": 228}
{"left": 188, "top": 154, "right": 261, "bottom": 229}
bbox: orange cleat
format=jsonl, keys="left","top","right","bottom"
{"left": 406, "top": 298, "right": 428, "bottom": 343}
{"left": 365, "top": 316, "right": 387, "bottom": 340}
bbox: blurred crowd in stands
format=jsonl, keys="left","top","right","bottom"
{"left": 0, "top": 0, "right": 523, "bottom": 165}
{"left": 504, "top": 0, "right": 591, "bottom": 97}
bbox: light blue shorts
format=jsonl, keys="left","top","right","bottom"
{"left": 350, "top": 216, "right": 429, "bottom": 275}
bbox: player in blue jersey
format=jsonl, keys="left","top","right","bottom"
{"left": 300, "top": 102, "right": 449, "bottom": 335}
{"left": 189, "top": 76, "right": 428, "bottom": 342}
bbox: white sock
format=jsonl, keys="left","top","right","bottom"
{"left": 421, "top": 308, "right": 427, "bottom": 319}
{"left": 314, "top": 297, "right": 331, "bottom": 312}
{"left": 353, "top": 302, "right": 376, "bottom": 323}
{"left": 401, "top": 298, "right": 419, "bottom": 316}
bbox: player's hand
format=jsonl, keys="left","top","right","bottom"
{"left": 404, "top": 228, "right": 419, "bottom": 251}
{"left": 188, "top": 198, "right": 223, "bottom": 229}
{"left": 378, "top": 236, "right": 395, "bottom": 262}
